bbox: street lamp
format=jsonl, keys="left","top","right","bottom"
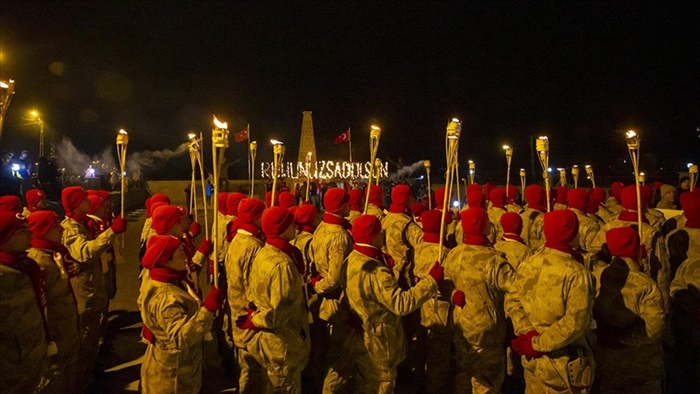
{"left": 24, "top": 110, "right": 45, "bottom": 158}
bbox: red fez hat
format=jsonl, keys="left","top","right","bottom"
{"left": 324, "top": 188, "right": 349, "bottom": 213}
{"left": 0, "top": 195, "right": 22, "bottom": 214}
{"left": 25, "top": 189, "right": 45, "bottom": 212}
{"left": 605, "top": 227, "right": 640, "bottom": 258}
{"left": 61, "top": 186, "right": 88, "bottom": 214}
{"left": 543, "top": 210, "right": 579, "bottom": 247}
{"left": 567, "top": 189, "right": 589, "bottom": 211}
{"left": 217, "top": 192, "right": 229, "bottom": 214}
{"left": 261, "top": 206, "right": 294, "bottom": 238}
{"left": 500, "top": 212, "right": 523, "bottom": 235}
{"left": 151, "top": 205, "right": 184, "bottom": 235}
{"left": 352, "top": 214, "right": 383, "bottom": 244}
{"left": 368, "top": 185, "right": 384, "bottom": 207}
{"left": 278, "top": 192, "right": 296, "bottom": 209}
{"left": 238, "top": 198, "right": 265, "bottom": 224}
{"left": 460, "top": 207, "right": 489, "bottom": 236}
{"left": 489, "top": 188, "right": 506, "bottom": 209}
{"left": 554, "top": 186, "right": 568, "bottom": 204}
{"left": 294, "top": 204, "right": 318, "bottom": 227}
{"left": 467, "top": 191, "right": 486, "bottom": 209}
{"left": 87, "top": 194, "right": 107, "bottom": 214}
{"left": 28, "top": 210, "right": 60, "bottom": 239}
{"left": 411, "top": 202, "right": 426, "bottom": 219}
{"left": 434, "top": 187, "right": 446, "bottom": 210}
{"left": 684, "top": 197, "right": 700, "bottom": 229}
{"left": 611, "top": 182, "right": 625, "bottom": 202}
{"left": 525, "top": 185, "right": 546, "bottom": 211}
{"left": 142, "top": 235, "right": 182, "bottom": 269}
{"left": 0, "top": 211, "right": 27, "bottom": 246}
{"left": 226, "top": 192, "right": 246, "bottom": 216}
{"left": 348, "top": 189, "right": 364, "bottom": 211}
{"left": 421, "top": 209, "right": 450, "bottom": 234}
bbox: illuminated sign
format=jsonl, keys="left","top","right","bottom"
{"left": 261, "top": 161, "right": 389, "bottom": 179}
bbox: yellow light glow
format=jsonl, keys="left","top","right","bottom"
{"left": 371, "top": 125, "right": 381, "bottom": 131}
{"left": 30, "top": 110, "right": 39, "bottom": 118}
{"left": 502, "top": 145, "right": 510, "bottom": 150}
{"left": 213, "top": 116, "right": 228, "bottom": 129}
{"left": 626, "top": 130, "right": 637, "bottom": 139}
{"left": 451, "top": 118, "right": 461, "bottom": 123}
{"left": 118, "top": 129, "right": 128, "bottom": 135}
{"left": 270, "top": 139, "right": 283, "bottom": 145}
{"left": 0, "top": 82, "right": 8, "bottom": 89}
{"left": 187, "top": 133, "right": 196, "bottom": 140}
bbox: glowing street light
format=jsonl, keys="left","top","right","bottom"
{"left": 24, "top": 109, "right": 45, "bottom": 157}
{"left": 0, "top": 79, "right": 15, "bottom": 141}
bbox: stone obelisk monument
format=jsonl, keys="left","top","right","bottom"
{"left": 297, "top": 111, "right": 317, "bottom": 163}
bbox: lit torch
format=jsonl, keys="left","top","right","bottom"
{"left": 536, "top": 136, "right": 551, "bottom": 211}
{"left": 116, "top": 129, "right": 129, "bottom": 219}
{"left": 439, "top": 118, "right": 461, "bottom": 261}
{"left": 689, "top": 163, "right": 698, "bottom": 192}
{"left": 424, "top": 160, "right": 432, "bottom": 209}
{"left": 374, "top": 158, "right": 382, "bottom": 186}
{"left": 249, "top": 141, "right": 257, "bottom": 197}
{"left": 305, "top": 151, "right": 312, "bottom": 202}
{"left": 187, "top": 133, "right": 204, "bottom": 224}
{"left": 558, "top": 168, "right": 567, "bottom": 187}
{"left": 468, "top": 160, "right": 475, "bottom": 185}
{"left": 519, "top": 168, "right": 526, "bottom": 202}
{"left": 211, "top": 116, "right": 230, "bottom": 288}
{"left": 625, "top": 130, "right": 643, "bottom": 259}
{"left": 639, "top": 172, "right": 646, "bottom": 186}
{"left": 270, "top": 140, "right": 285, "bottom": 206}
{"left": 503, "top": 145, "right": 513, "bottom": 198}
{"left": 571, "top": 165, "right": 579, "bottom": 188}
{"left": 585, "top": 165, "right": 595, "bottom": 188}
{"left": 364, "top": 125, "right": 382, "bottom": 213}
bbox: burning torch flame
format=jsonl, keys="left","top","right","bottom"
{"left": 270, "top": 139, "right": 283, "bottom": 145}
{"left": 188, "top": 133, "right": 196, "bottom": 140}
{"left": 213, "top": 116, "right": 228, "bottom": 129}
{"left": 119, "top": 129, "right": 128, "bottom": 135}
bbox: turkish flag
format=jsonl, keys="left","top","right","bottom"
{"left": 234, "top": 127, "right": 249, "bottom": 143}
{"left": 334, "top": 129, "right": 350, "bottom": 145}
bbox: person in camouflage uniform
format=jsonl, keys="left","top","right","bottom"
{"left": 366, "top": 185, "right": 386, "bottom": 221}
{"left": 567, "top": 188, "right": 601, "bottom": 253}
{"left": 669, "top": 257, "right": 700, "bottom": 392}
{"left": 591, "top": 185, "right": 671, "bottom": 309}
{"left": 553, "top": 185, "right": 568, "bottom": 211}
{"left": 606, "top": 182, "right": 625, "bottom": 217}
{"left": 494, "top": 212, "right": 531, "bottom": 270}
{"left": 237, "top": 207, "right": 311, "bottom": 393}
{"left": 382, "top": 184, "right": 423, "bottom": 287}
{"left": 346, "top": 189, "right": 364, "bottom": 224}
{"left": 511, "top": 210, "right": 596, "bottom": 394}
{"left": 520, "top": 185, "right": 546, "bottom": 253}
{"left": 505, "top": 184, "right": 523, "bottom": 213}
{"left": 0, "top": 212, "right": 49, "bottom": 394}
{"left": 665, "top": 195, "right": 700, "bottom": 276}
{"left": 456, "top": 190, "right": 498, "bottom": 245}
{"left": 591, "top": 227, "right": 665, "bottom": 393}
{"left": 140, "top": 235, "right": 225, "bottom": 394}
{"left": 139, "top": 193, "right": 170, "bottom": 246}
{"left": 60, "top": 186, "right": 126, "bottom": 381}
{"left": 309, "top": 187, "right": 355, "bottom": 393}
{"left": 444, "top": 207, "right": 529, "bottom": 393}
{"left": 224, "top": 198, "right": 267, "bottom": 393}
{"left": 488, "top": 187, "right": 507, "bottom": 241}
{"left": 588, "top": 187, "right": 615, "bottom": 224}
{"left": 345, "top": 214, "right": 443, "bottom": 394}
{"left": 27, "top": 211, "right": 81, "bottom": 393}
{"left": 413, "top": 210, "right": 459, "bottom": 394}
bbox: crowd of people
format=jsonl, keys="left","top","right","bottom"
{"left": 0, "top": 174, "right": 698, "bottom": 393}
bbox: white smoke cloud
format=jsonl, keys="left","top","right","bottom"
{"left": 390, "top": 160, "right": 425, "bottom": 181}
{"left": 126, "top": 143, "right": 189, "bottom": 173}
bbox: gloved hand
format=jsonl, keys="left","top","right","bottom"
{"left": 203, "top": 287, "right": 226, "bottom": 312}
{"left": 428, "top": 261, "right": 444, "bottom": 286}
{"left": 452, "top": 290, "right": 466, "bottom": 308}
{"left": 511, "top": 330, "right": 543, "bottom": 358}
{"left": 310, "top": 274, "right": 324, "bottom": 287}
{"left": 110, "top": 216, "right": 127, "bottom": 234}
{"left": 236, "top": 307, "right": 260, "bottom": 331}
{"left": 189, "top": 222, "right": 201, "bottom": 237}
{"left": 197, "top": 239, "right": 213, "bottom": 256}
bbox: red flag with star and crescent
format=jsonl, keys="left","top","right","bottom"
{"left": 234, "top": 126, "right": 249, "bottom": 143}
{"left": 334, "top": 129, "right": 350, "bottom": 145}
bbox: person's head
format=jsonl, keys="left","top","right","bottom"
{"left": 543, "top": 210, "right": 580, "bottom": 248}
{"left": 262, "top": 206, "right": 296, "bottom": 241}
{"left": 525, "top": 185, "right": 546, "bottom": 211}
{"left": 25, "top": 189, "right": 47, "bottom": 212}
{"left": 500, "top": 212, "right": 523, "bottom": 235}
{"left": 460, "top": 207, "right": 491, "bottom": 236}
{"left": 390, "top": 184, "right": 413, "bottom": 212}
{"left": 238, "top": 198, "right": 265, "bottom": 226}
{"left": 348, "top": 189, "right": 364, "bottom": 212}
{"left": 87, "top": 194, "right": 108, "bottom": 218}
{"left": 489, "top": 188, "right": 506, "bottom": 209}
{"left": 420, "top": 209, "right": 450, "bottom": 235}
{"left": 278, "top": 192, "right": 296, "bottom": 209}
{"left": 467, "top": 191, "right": 486, "bottom": 209}
{"left": 610, "top": 182, "right": 625, "bottom": 203}
{"left": 142, "top": 235, "right": 186, "bottom": 271}
{"left": 226, "top": 192, "right": 246, "bottom": 217}
{"left": 28, "top": 211, "right": 63, "bottom": 244}
{"left": 352, "top": 214, "right": 384, "bottom": 249}
{"left": 152, "top": 205, "right": 186, "bottom": 236}
{"left": 605, "top": 226, "right": 640, "bottom": 262}
{"left": 324, "top": 188, "right": 350, "bottom": 217}
{"left": 567, "top": 189, "right": 589, "bottom": 212}
{"left": 0, "top": 195, "right": 22, "bottom": 214}
{"left": 554, "top": 186, "right": 568, "bottom": 205}
{"left": 0, "top": 212, "right": 31, "bottom": 254}
{"left": 62, "top": 186, "right": 89, "bottom": 216}
{"left": 217, "top": 192, "right": 229, "bottom": 214}
{"left": 660, "top": 184, "right": 677, "bottom": 203}
{"left": 368, "top": 185, "right": 384, "bottom": 207}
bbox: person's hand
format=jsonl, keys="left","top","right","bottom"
{"left": 110, "top": 216, "right": 127, "bottom": 234}
{"left": 511, "top": 330, "right": 543, "bottom": 358}
{"left": 310, "top": 274, "right": 324, "bottom": 287}
{"left": 189, "top": 222, "right": 201, "bottom": 237}
{"left": 235, "top": 308, "right": 260, "bottom": 331}
{"left": 198, "top": 239, "right": 213, "bottom": 256}
{"left": 203, "top": 287, "right": 226, "bottom": 312}
{"left": 428, "top": 261, "right": 444, "bottom": 286}
{"left": 452, "top": 290, "right": 466, "bottom": 308}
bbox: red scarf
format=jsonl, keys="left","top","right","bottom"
{"left": 423, "top": 232, "right": 441, "bottom": 244}
{"left": 266, "top": 237, "right": 305, "bottom": 275}
{"left": 544, "top": 243, "right": 584, "bottom": 265}
{"left": 148, "top": 267, "right": 188, "bottom": 285}
{"left": 463, "top": 234, "right": 492, "bottom": 247}
{"left": 501, "top": 233, "right": 525, "bottom": 244}
{"left": 322, "top": 212, "right": 351, "bottom": 230}
{"left": 389, "top": 204, "right": 409, "bottom": 214}
{"left": 0, "top": 251, "right": 52, "bottom": 342}
{"left": 226, "top": 219, "right": 264, "bottom": 242}
{"left": 297, "top": 224, "right": 316, "bottom": 234}
{"left": 353, "top": 243, "right": 395, "bottom": 271}
{"left": 30, "top": 238, "right": 79, "bottom": 279}
{"left": 618, "top": 209, "right": 649, "bottom": 223}
{"left": 66, "top": 212, "right": 88, "bottom": 226}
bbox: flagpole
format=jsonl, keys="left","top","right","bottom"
{"left": 348, "top": 128, "right": 353, "bottom": 163}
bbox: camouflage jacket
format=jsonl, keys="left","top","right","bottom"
{"left": 570, "top": 208, "right": 601, "bottom": 252}
{"left": 382, "top": 211, "right": 423, "bottom": 286}
{"left": 413, "top": 241, "right": 454, "bottom": 330}
{"left": 494, "top": 237, "right": 531, "bottom": 270}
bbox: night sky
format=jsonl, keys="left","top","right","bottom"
{"left": 1, "top": 2, "right": 698, "bottom": 184}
